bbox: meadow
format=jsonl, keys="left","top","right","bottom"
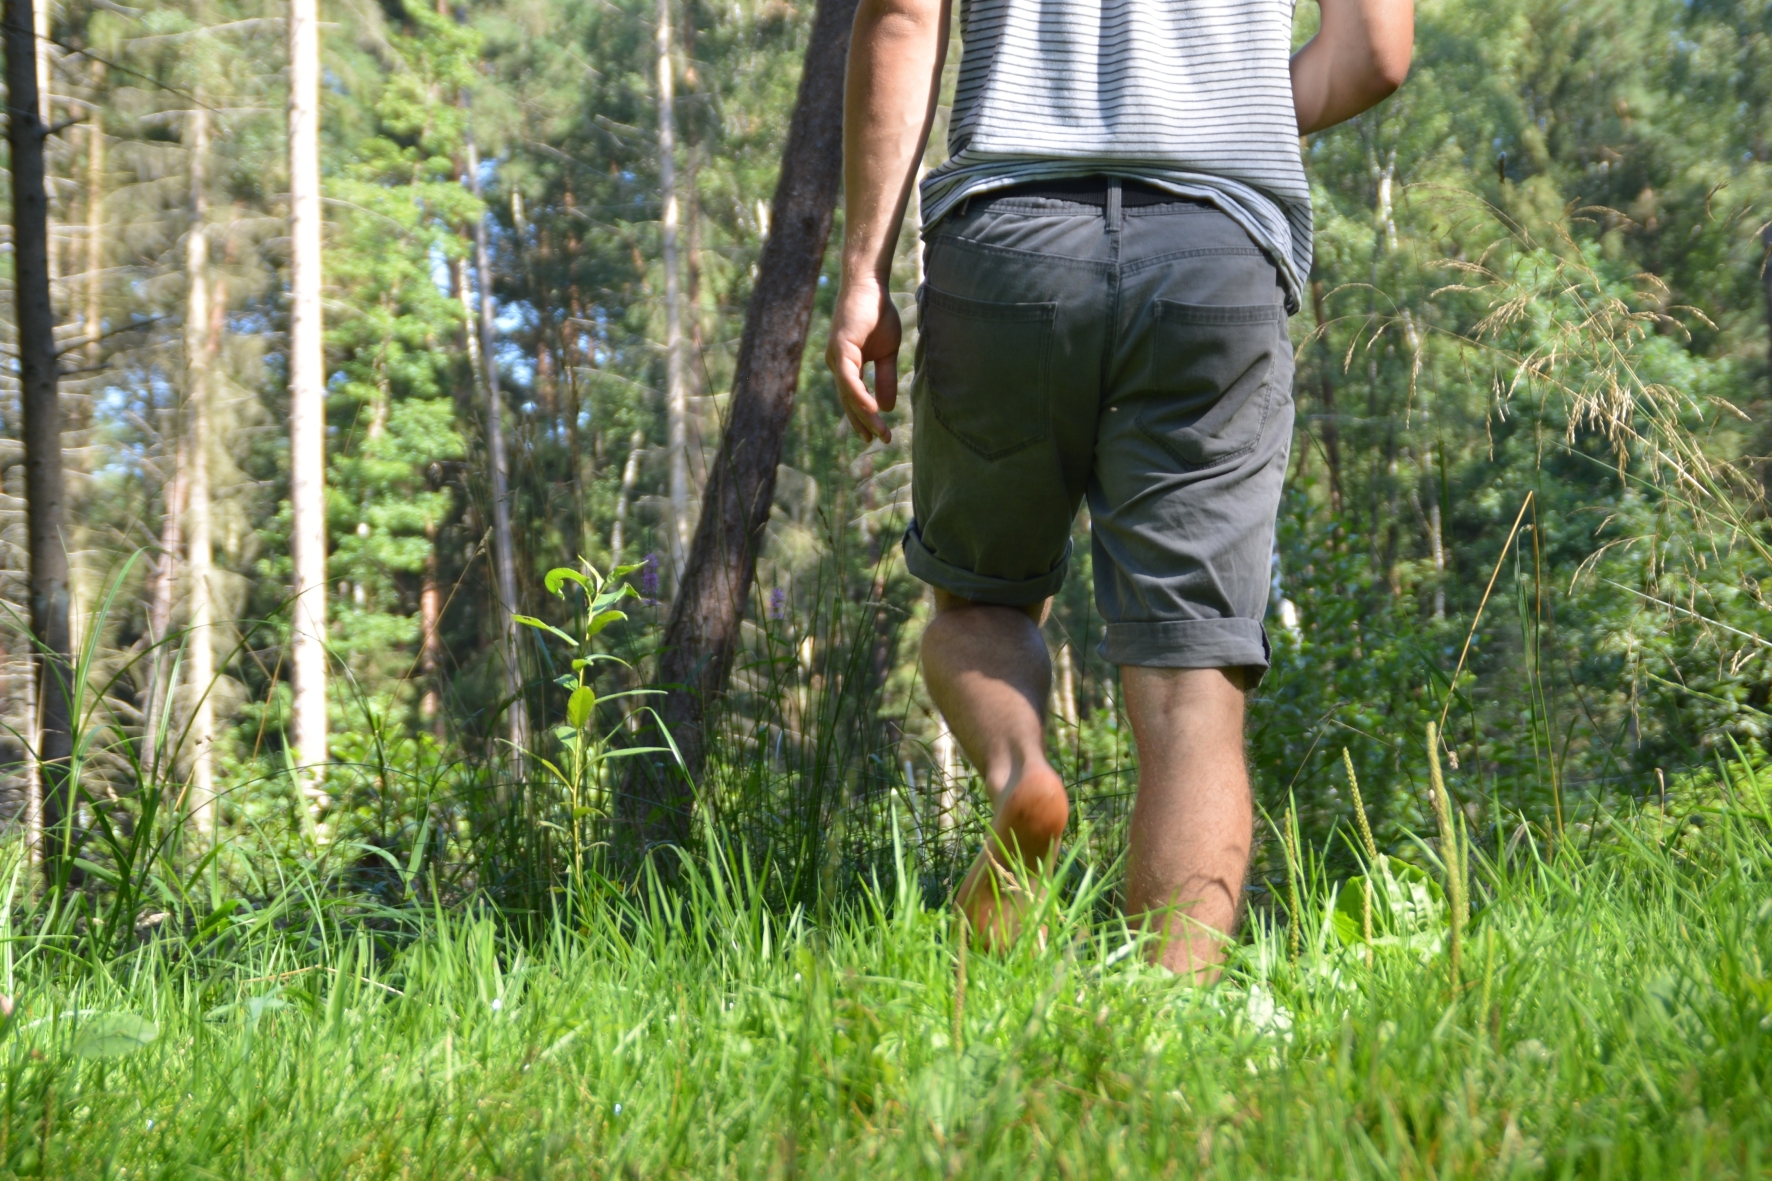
{"left": 0, "top": 758, "right": 1765, "bottom": 1178}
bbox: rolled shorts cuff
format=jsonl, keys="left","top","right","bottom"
{"left": 1099, "top": 618, "right": 1272, "bottom": 684}
{"left": 902, "top": 521, "right": 1070, "bottom": 607}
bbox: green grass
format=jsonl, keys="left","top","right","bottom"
{"left": 0, "top": 798, "right": 1768, "bottom": 1179}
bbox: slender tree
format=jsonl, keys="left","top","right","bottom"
{"left": 288, "top": 0, "right": 330, "bottom": 811}
{"left": 6, "top": 0, "right": 74, "bottom": 875}
{"left": 625, "top": 0, "right": 862, "bottom": 847}
{"left": 656, "top": 0, "right": 690, "bottom": 577}
{"left": 465, "top": 135, "right": 527, "bottom": 762}
{"left": 82, "top": 62, "right": 101, "bottom": 369}
{"left": 183, "top": 100, "right": 216, "bottom": 833}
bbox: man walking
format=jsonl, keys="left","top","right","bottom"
{"left": 828, "top": 0, "right": 1413, "bottom": 977}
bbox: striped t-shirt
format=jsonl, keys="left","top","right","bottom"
{"left": 921, "top": 0, "right": 1310, "bottom": 311}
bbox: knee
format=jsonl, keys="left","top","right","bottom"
{"left": 930, "top": 589, "right": 1051, "bottom": 625}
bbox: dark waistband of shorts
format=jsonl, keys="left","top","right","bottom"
{"left": 982, "top": 176, "right": 1211, "bottom": 209}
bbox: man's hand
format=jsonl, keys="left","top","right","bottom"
{"left": 1291, "top": 0, "right": 1413, "bottom": 135}
{"left": 827, "top": 278, "right": 901, "bottom": 444}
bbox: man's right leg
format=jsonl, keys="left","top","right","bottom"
{"left": 1120, "top": 665, "right": 1252, "bottom": 980}
{"left": 921, "top": 589, "right": 1070, "bottom": 946}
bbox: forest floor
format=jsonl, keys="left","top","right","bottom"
{"left": 0, "top": 795, "right": 1767, "bottom": 1179}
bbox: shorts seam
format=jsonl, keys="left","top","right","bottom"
{"left": 1118, "top": 246, "right": 1269, "bottom": 279}
{"left": 924, "top": 233, "right": 1112, "bottom": 275}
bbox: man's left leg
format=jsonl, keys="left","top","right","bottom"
{"left": 920, "top": 590, "right": 1070, "bottom": 947}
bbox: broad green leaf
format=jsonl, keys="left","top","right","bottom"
{"left": 512, "top": 615, "right": 577, "bottom": 646}
{"left": 1330, "top": 883, "right": 1369, "bottom": 945}
{"left": 1330, "top": 857, "right": 1447, "bottom": 946}
{"left": 585, "top": 611, "right": 627, "bottom": 638}
{"left": 567, "top": 686, "right": 597, "bottom": 729}
{"left": 72, "top": 1012, "right": 158, "bottom": 1059}
{"left": 545, "top": 567, "right": 592, "bottom": 596}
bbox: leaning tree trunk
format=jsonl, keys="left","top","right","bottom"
{"left": 287, "top": 0, "right": 330, "bottom": 814}
{"left": 622, "top": 0, "right": 861, "bottom": 850}
{"left": 6, "top": 0, "right": 76, "bottom": 878}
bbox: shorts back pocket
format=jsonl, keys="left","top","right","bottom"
{"left": 1136, "top": 300, "right": 1285, "bottom": 469}
{"left": 919, "top": 283, "right": 1056, "bottom": 461}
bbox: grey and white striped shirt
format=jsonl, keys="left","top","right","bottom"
{"left": 921, "top": 0, "right": 1310, "bottom": 311}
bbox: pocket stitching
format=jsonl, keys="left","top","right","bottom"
{"left": 1137, "top": 306, "right": 1284, "bottom": 469}
{"left": 922, "top": 283, "right": 1057, "bottom": 461}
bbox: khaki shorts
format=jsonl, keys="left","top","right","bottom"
{"left": 904, "top": 180, "right": 1295, "bottom": 680}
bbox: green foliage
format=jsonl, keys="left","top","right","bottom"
{"left": 0, "top": 793, "right": 1769, "bottom": 1173}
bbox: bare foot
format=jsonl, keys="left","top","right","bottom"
{"left": 958, "top": 763, "right": 1069, "bottom": 949}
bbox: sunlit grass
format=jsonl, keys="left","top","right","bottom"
{"left": 0, "top": 785, "right": 1766, "bottom": 1178}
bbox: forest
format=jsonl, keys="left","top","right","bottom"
{"left": 0, "top": 0, "right": 1762, "bottom": 1173}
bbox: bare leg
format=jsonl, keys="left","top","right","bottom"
{"left": 1121, "top": 666, "right": 1251, "bottom": 980}
{"left": 921, "top": 590, "right": 1069, "bottom": 947}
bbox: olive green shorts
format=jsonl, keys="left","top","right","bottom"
{"left": 904, "top": 181, "right": 1295, "bottom": 680}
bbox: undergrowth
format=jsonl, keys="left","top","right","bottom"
{"left": 0, "top": 767, "right": 1766, "bottom": 1178}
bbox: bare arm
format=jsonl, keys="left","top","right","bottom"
{"left": 825, "top": 0, "right": 949, "bottom": 444}
{"left": 1291, "top": 0, "right": 1414, "bottom": 135}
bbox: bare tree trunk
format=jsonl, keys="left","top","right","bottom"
{"left": 610, "top": 431, "right": 644, "bottom": 565}
{"left": 144, "top": 436, "right": 186, "bottom": 773}
{"left": 1053, "top": 639, "right": 1079, "bottom": 730}
{"left": 656, "top": 0, "right": 691, "bottom": 580}
{"left": 184, "top": 103, "right": 216, "bottom": 835}
{"left": 1429, "top": 483, "right": 1445, "bottom": 620}
{"left": 420, "top": 520, "right": 442, "bottom": 741}
{"left": 32, "top": 0, "right": 53, "bottom": 296}
{"left": 8, "top": 0, "right": 75, "bottom": 877}
{"left": 288, "top": 0, "right": 330, "bottom": 814}
{"left": 625, "top": 0, "right": 861, "bottom": 849}
{"left": 465, "top": 136, "right": 528, "bottom": 764}
{"left": 1308, "top": 280, "right": 1344, "bottom": 518}
{"left": 83, "top": 63, "right": 101, "bottom": 369}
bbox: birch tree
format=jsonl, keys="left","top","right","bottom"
{"left": 287, "top": 0, "right": 329, "bottom": 811}
{"left": 183, "top": 100, "right": 216, "bottom": 832}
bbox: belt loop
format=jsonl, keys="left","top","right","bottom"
{"left": 1106, "top": 177, "right": 1122, "bottom": 231}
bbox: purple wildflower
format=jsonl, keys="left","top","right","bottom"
{"left": 638, "top": 552, "right": 660, "bottom": 600}
{"left": 769, "top": 586, "right": 788, "bottom": 620}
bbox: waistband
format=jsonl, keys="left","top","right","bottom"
{"left": 979, "top": 176, "right": 1212, "bottom": 209}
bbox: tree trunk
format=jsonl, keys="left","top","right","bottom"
{"left": 656, "top": 0, "right": 691, "bottom": 580}
{"left": 624, "top": 0, "right": 860, "bottom": 849}
{"left": 420, "top": 520, "right": 442, "bottom": 741}
{"left": 1309, "top": 280, "right": 1344, "bottom": 517}
{"left": 84, "top": 62, "right": 102, "bottom": 369}
{"left": 610, "top": 430, "right": 644, "bottom": 564}
{"left": 7, "top": 0, "right": 75, "bottom": 876}
{"left": 1053, "top": 639, "right": 1079, "bottom": 730}
{"left": 465, "top": 136, "right": 528, "bottom": 765}
{"left": 288, "top": 0, "right": 330, "bottom": 813}
{"left": 144, "top": 434, "right": 186, "bottom": 774}
{"left": 184, "top": 102, "right": 216, "bottom": 835}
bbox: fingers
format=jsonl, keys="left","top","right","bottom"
{"left": 824, "top": 289, "right": 900, "bottom": 444}
{"left": 875, "top": 355, "right": 897, "bottom": 416}
{"left": 831, "top": 349, "right": 884, "bottom": 444}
